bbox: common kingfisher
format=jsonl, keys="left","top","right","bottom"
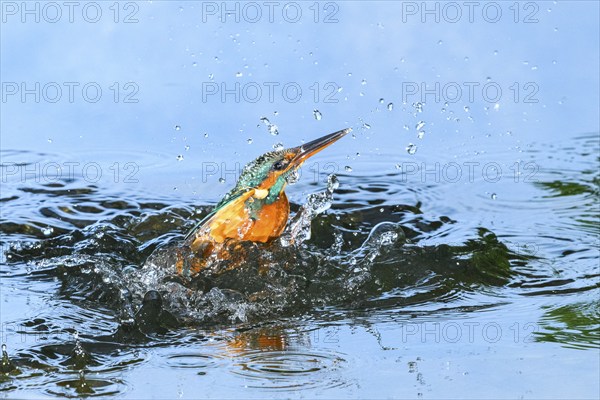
{"left": 176, "top": 128, "right": 350, "bottom": 273}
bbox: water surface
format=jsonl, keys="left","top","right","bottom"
{"left": 1, "top": 1, "right": 599, "bottom": 398}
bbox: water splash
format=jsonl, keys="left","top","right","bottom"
{"left": 1, "top": 344, "right": 20, "bottom": 375}
{"left": 66, "top": 331, "right": 92, "bottom": 370}
{"left": 280, "top": 174, "right": 340, "bottom": 247}
{"left": 285, "top": 169, "right": 300, "bottom": 185}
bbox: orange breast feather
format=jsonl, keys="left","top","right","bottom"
{"left": 188, "top": 190, "right": 290, "bottom": 252}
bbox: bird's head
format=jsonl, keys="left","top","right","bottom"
{"left": 218, "top": 128, "right": 351, "bottom": 207}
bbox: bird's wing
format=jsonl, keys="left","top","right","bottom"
{"left": 183, "top": 188, "right": 256, "bottom": 251}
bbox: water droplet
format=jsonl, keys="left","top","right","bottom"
{"left": 406, "top": 143, "right": 417, "bottom": 155}
{"left": 403, "top": 125, "right": 409, "bottom": 131}
{"left": 417, "top": 130, "right": 425, "bottom": 139}
{"left": 42, "top": 227, "right": 54, "bottom": 236}
{"left": 493, "top": 103, "right": 500, "bottom": 110}
{"left": 260, "top": 117, "right": 279, "bottom": 135}
{"left": 273, "top": 142, "right": 284, "bottom": 151}
{"left": 347, "top": 72, "right": 352, "bottom": 77}
{"left": 387, "top": 102, "right": 394, "bottom": 111}
{"left": 437, "top": 39, "right": 443, "bottom": 45}
{"left": 345, "top": 166, "right": 353, "bottom": 172}
{"left": 327, "top": 174, "right": 340, "bottom": 192}
{"left": 176, "top": 155, "right": 184, "bottom": 161}
{"left": 415, "top": 121, "right": 425, "bottom": 130}
{"left": 313, "top": 109, "right": 322, "bottom": 120}
{"left": 235, "top": 72, "right": 243, "bottom": 77}
{"left": 493, "top": 50, "right": 498, "bottom": 55}
{"left": 285, "top": 169, "right": 300, "bottom": 184}
{"left": 174, "top": 125, "right": 181, "bottom": 131}
{"left": 361, "top": 79, "right": 367, "bottom": 85}
{"left": 464, "top": 106, "right": 470, "bottom": 112}
{"left": 208, "top": 73, "right": 214, "bottom": 80}
{"left": 412, "top": 102, "right": 424, "bottom": 113}
{"left": 379, "top": 98, "right": 384, "bottom": 104}
{"left": 247, "top": 138, "right": 253, "bottom": 144}
{"left": 218, "top": 178, "right": 225, "bottom": 184}
{"left": 531, "top": 65, "right": 538, "bottom": 70}
{"left": 192, "top": 62, "right": 197, "bottom": 67}
{"left": 464, "top": 56, "right": 469, "bottom": 62}
{"left": 395, "top": 163, "right": 402, "bottom": 170}
{"left": 491, "top": 193, "right": 497, "bottom": 200}
{"left": 204, "top": 133, "right": 209, "bottom": 138}
{"left": 47, "top": 138, "right": 53, "bottom": 143}
{"left": 185, "top": 145, "right": 190, "bottom": 151}
{"left": 362, "top": 123, "right": 371, "bottom": 129}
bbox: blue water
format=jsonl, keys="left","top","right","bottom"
{"left": 1, "top": 1, "right": 599, "bottom": 398}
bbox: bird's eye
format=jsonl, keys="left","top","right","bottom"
{"left": 272, "top": 160, "right": 287, "bottom": 171}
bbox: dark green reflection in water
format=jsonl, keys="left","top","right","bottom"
{"left": 535, "top": 302, "right": 600, "bottom": 350}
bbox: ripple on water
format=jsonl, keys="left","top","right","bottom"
{"left": 165, "top": 353, "right": 220, "bottom": 371}
{"left": 231, "top": 349, "right": 350, "bottom": 391}
{"left": 535, "top": 299, "right": 600, "bottom": 350}
{"left": 46, "top": 373, "right": 126, "bottom": 398}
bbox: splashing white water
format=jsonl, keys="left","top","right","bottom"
{"left": 280, "top": 174, "right": 339, "bottom": 247}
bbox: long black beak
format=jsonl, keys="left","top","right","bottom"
{"left": 289, "top": 128, "right": 351, "bottom": 167}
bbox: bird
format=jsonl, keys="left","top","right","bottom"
{"left": 175, "top": 128, "right": 350, "bottom": 274}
